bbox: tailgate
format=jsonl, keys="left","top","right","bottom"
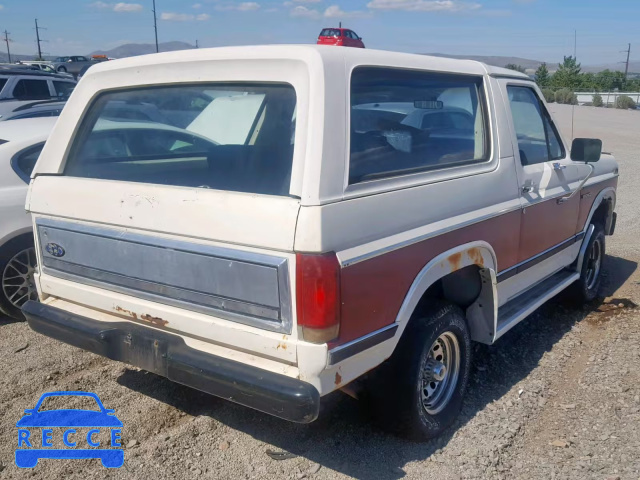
{"left": 29, "top": 176, "right": 300, "bottom": 360}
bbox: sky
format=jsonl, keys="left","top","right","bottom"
{"left": 0, "top": 0, "right": 638, "bottom": 65}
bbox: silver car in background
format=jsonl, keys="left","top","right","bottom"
{"left": 50, "top": 56, "right": 93, "bottom": 74}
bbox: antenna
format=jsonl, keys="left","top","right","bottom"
{"left": 34, "top": 19, "right": 47, "bottom": 60}
{"left": 3, "top": 30, "right": 11, "bottom": 63}
{"left": 152, "top": 0, "right": 159, "bottom": 53}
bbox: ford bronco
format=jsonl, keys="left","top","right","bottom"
{"left": 23, "top": 46, "right": 618, "bottom": 439}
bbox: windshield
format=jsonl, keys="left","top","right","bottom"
{"left": 65, "top": 83, "right": 297, "bottom": 196}
{"left": 36, "top": 395, "right": 101, "bottom": 412}
{"left": 55, "top": 57, "right": 70, "bottom": 62}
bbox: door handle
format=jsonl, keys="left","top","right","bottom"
{"left": 522, "top": 181, "right": 536, "bottom": 193}
{"left": 553, "top": 162, "right": 566, "bottom": 171}
{"left": 557, "top": 164, "right": 595, "bottom": 204}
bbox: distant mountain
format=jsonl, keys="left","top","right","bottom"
{"left": 0, "top": 53, "right": 56, "bottom": 63}
{"left": 89, "top": 41, "right": 195, "bottom": 59}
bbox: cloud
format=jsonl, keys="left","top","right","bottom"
{"left": 290, "top": 4, "right": 371, "bottom": 19}
{"left": 215, "top": 2, "right": 261, "bottom": 11}
{"left": 366, "top": 0, "right": 481, "bottom": 12}
{"left": 324, "top": 5, "right": 370, "bottom": 18}
{"left": 290, "top": 0, "right": 321, "bottom": 3}
{"left": 192, "top": 2, "right": 202, "bottom": 8}
{"left": 90, "top": 1, "right": 143, "bottom": 12}
{"left": 0, "top": 4, "right": 4, "bottom": 10}
{"left": 161, "top": 11, "right": 210, "bottom": 20}
{"left": 290, "top": 5, "right": 321, "bottom": 18}
{"left": 513, "top": 0, "right": 535, "bottom": 3}
{"left": 113, "top": 2, "right": 143, "bottom": 12}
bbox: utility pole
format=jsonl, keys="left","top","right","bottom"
{"left": 152, "top": 0, "right": 159, "bottom": 53}
{"left": 623, "top": 43, "right": 631, "bottom": 81}
{"left": 34, "top": 18, "right": 46, "bottom": 60}
{"left": 195, "top": 39, "right": 199, "bottom": 48}
{"left": 2, "top": 30, "right": 11, "bottom": 63}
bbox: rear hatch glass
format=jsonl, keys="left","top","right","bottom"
{"left": 65, "top": 83, "right": 297, "bottom": 196}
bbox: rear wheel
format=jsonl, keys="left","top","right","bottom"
{"left": 572, "top": 224, "right": 605, "bottom": 303}
{"left": 0, "top": 236, "right": 38, "bottom": 319}
{"left": 57, "top": 66, "right": 67, "bottom": 73}
{"left": 366, "top": 302, "right": 472, "bottom": 440}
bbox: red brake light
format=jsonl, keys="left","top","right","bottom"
{"left": 296, "top": 253, "right": 341, "bottom": 344}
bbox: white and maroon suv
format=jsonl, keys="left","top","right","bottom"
{"left": 23, "top": 46, "right": 618, "bottom": 439}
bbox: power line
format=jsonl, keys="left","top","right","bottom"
{"left": 2, "top": 30, "right": 11, "bottom": 63}
{"left": 152, "top": 0, "right": 159, "bottom": 53}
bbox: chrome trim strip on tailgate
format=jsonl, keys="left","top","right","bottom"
{"left": 36, "top": 219, "right": 293, "bottom": 334}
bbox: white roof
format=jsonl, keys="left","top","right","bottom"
{"left": 0, "top": 117, "right": 57, "bottom": 143}
{"left": 85, "top": 44, "right": 530, "bottom": 79}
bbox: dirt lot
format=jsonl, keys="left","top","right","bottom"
{"left": 1, "top": 104, "right": 639, "bottom": 479}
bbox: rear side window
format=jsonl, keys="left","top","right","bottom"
{"left": 13, "top": 79, "right": 51, "bottom": 100}
{"left": 11, "top": 143, "right": 45, "bottom": 183}
{"left": 0, "top": 78, "right": 7, "bottom": 94}
{"left": 349, "top": 67, "right": 489, "bottom": 184}
{"left": 53, "top": 81, "right": 75, "bottom": 98}
{"left": 65, "top": 83, "right": 297, "bottom": 196}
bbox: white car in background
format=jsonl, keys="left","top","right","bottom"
{"left": 0, "top": 117, "right": 55, "bottom": 318}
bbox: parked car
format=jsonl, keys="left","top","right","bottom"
{"left": 0, "top": 100, "right": 66, "bottom": 122}
{"left": 317, "top": 28, "right": 365, "bottom": 48}
{"left": 23, "top": 46, "right": 618, "bottom": 439}
{"left": 0, "top": 69, "right": 76, "bottom": 102}
{"left": 50, "top": 56, "right": 93, "bottom": 75}
{"left": 0, "top": 117, "right": 56, "bottom": 318}
{"left": 15, "top": 61, "right": 74, "bottom": 78}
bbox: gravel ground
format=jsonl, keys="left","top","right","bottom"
{"left": 1, "top": 104, "right": 639, "bottom": 479}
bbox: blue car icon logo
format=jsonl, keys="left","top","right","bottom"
{"left": 15, "top": 391, "right": 123, "bottom": 468}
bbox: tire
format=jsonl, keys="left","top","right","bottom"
{"left": 572, "top": 224, "right": 605, "bottom": 303}
{"left": 0, "top": 236, "right": 38, "bottom": 320}
{"left": 366, "top": 302, "right": 472, "bottom": 440}
{"left": 57, "top": 66, "right": 67, "bottom": 73}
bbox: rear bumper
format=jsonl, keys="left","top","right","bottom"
{"left": 22, "top": 301, "right": 320, "bottom": 423}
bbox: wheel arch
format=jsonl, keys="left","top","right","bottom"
{"left": 584, "top": 186, "right": 616, "bottom": 234}
{"left": 392, "top": 241, "right": 499, "bottom": 347}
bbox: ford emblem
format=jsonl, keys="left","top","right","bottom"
{"left": 45, "top": 243, "right": 66, "bottom": 258}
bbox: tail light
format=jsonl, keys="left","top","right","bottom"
{"left": 296, "top": 252, "right": 341, "bottom": 344}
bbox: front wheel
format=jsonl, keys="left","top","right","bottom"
{"left": 572, "top": 224, "right": 605, "bottom": 303}
{"left": 366, "top": 302, "right": 472, "bottom": 440}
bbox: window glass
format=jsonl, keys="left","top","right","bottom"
{"left": 507, "top": 86, "right": 564, "bottom": 165}
{"left": 53, "top": 81, "right": 75, "bottom": 98}
{"left": 65, "top": 83, "right": 297, "bottom": 196}
{"left": 320, "top": 29, "right": 340, "bottom": 37}
{"left": 12, "top": 143, "right": 44, "bottom": 183}
{"left": 13, "top": 79, "right": 51, "bottom": 100}
{"left": 349, "top": 67, "right": 489, "bottom": 184}
{"left": 0, "top": 78, "right": 7, "bottom": 93}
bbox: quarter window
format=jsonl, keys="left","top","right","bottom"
{"left": 53, "top": 81, "right": 75, "bottom": 98}
{"left": 0, "top": 78, "right": 7, "bottom": 94}
{"left": 349, "top": 67, "right": 489, "bottom": 184}
{"left": 507, "top": 86, "right": 565, "bottom": 166}
{"left": 11, "top": 143, "right": 44, "bottom": 183}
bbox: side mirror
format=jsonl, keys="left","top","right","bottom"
{"left": 570, "top": 138, "right": 602, "bottom": 163}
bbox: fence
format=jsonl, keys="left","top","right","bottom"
{"left": 575, "top": 92, "right": 640, "bottom": 106}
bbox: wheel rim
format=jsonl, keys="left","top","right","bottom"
{"left": 2, "top": 247, "right": 38, "bottom": 310}
{"left": 585, "top": 237, "right": 602, "bottom": 291}
{"left": 420, "top": 331, "right": 460, "bottom": 415}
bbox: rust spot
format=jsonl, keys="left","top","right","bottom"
{"left": 334, "top": 371, "right": 342, "bottom": 386}
{"left": 114, "top": 306, "right": 138, "bottom": 320}
{"left": 276, "top": 343, "right": 288, "bottom": 351}
{"left": 467, "top": 247, "right": 484, "bottom": 267}
{"left": 140, "top": 314, "right": 169, "bottom": 327}
{"left": 448, "top": 252, "right": 462, "bottom": 271}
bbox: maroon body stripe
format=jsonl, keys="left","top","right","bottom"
{"left": 335, "top": 178, "right": 617, "bottom": 346}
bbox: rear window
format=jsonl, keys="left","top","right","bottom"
{"left": 349, "top": 67, "right": 489, "bottom": 184}
{"left": 65, "top": 83, "right": 297, "bottom": 196}
{"left": 320, "top": 29, "right": 341, "bottom": 37}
